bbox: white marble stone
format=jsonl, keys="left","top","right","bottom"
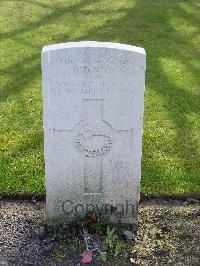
{"left": 41, "top": 41, "right": 146, "bottom": 228}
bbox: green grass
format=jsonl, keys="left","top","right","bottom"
{"left": 0, "top": 0, "right": 200, "bottom": 197}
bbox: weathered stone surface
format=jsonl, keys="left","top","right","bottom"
{"left": 41, "top": 41, "right": 146, "bottom": 227}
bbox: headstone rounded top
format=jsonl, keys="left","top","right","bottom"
{"left": 42, "top": 39, "right": 146, "bottom": 226}
{"left": 42, "top": 41, "right": 145, "bottom": 55}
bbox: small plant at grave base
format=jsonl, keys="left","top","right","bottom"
{"left": 99, "top": 251, "right": 107, "bottom": 262}
{"left": 114, "top": 241, "right": 123, "bottom": 256}
{"left": 106, "top": 227, "right": 123, "bottom": 256}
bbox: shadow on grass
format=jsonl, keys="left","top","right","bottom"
{"left": 1, "top": 0, "right": 200, "bottom": 195}
{"left": 0, "top": 54, "right": 40, "bottom": 102}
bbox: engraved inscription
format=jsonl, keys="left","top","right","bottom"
{"left": 49, "top": 80, "right": 136, "bottom": 97}
{"left": 49, "top": 52, "right": 141, "bottom": 67}
{"left": 109, "top": 159, "right": 132, "bottom": 178}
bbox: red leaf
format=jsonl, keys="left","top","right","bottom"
{"left": 81, "top": 250, "right": 93, "bottom": 264}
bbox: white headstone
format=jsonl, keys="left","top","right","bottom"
{"left": 42, "top": 41, "right": 146, "bottom": 229}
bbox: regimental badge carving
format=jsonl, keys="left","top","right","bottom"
{"left": 73, "top": 121, "right": 112, "bottom": 157}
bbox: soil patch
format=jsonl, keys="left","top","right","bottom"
{"left": 0, "top": 199, "right": 199, "bottom": 265}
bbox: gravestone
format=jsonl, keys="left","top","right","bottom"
{"left": 42, "top": 41, "right": 146, "bottom": 229}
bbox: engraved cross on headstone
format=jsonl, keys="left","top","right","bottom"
{"left": 72, "top": 99, "right": 133, "bottom": 194}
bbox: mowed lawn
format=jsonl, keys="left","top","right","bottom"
{"left": 0, "top": 0, "right": 200, "bottom": 197}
